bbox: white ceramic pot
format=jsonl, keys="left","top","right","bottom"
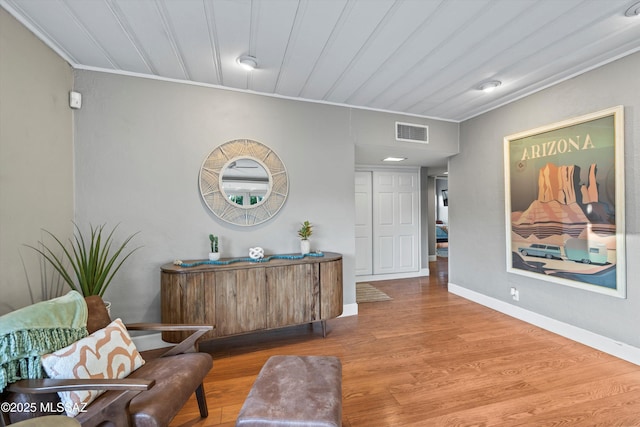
{"left": 209, "top": 252, "right": 221, "bottom": 261}
{"left": 300, "top": 239, "right": 310, "bottom": 255}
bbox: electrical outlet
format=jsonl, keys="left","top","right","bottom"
{"left": 510, "top": 287, "right": 520, "bottom": 301}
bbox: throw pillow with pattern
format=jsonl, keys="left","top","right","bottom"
{"left": 41, "top": 318, "right": 145, "bottom": 416}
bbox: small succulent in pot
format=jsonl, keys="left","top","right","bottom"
{"left": 208, "top": 234, "right": 220, "bottom": 261}
{"left": 209, "top": 234, "right": 219, "bottom": 252}
{"left": 297, "top": 221, "right": 313, "bottom": 240}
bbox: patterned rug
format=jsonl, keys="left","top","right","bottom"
{"left": 356, "top": 283, "right": 392, "bottom": 303}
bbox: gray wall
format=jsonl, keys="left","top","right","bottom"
{"left": 0, "top": 9, "right": 74, "bottom": 314}
{"left": 71, "top": 68, "right": 461, "bottom": 323}
{"left": 451, "top": 52, "right": 640, "bottom": 347}
{"left": 350, "top": 108, "right": 459, "bottom": 151}
{"left": 72, "top": 70, "right": 360, "bottom": 322}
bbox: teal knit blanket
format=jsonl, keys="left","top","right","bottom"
{"left": 0, "top": 291, "right": 88, "bottom": 392}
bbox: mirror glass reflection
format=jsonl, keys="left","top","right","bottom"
{"left": 220, "top": 158, "right": 270, "bottom": 207}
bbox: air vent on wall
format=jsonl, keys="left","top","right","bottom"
{"left": 396, "top": 122, "right": 428, "bottom": 143}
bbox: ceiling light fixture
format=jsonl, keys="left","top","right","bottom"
{"left": 478, "top": 80, "right": 502, "bottom": 93}
{"left": 625, "top": 1, "right": 640, "bottom": 16}
{"left": 383, "top": 157, "right": 407, "bottom": 162}
{"left": 237, "top": 55, "right": 258, "bottom": 71}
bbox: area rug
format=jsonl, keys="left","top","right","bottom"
{"left": 356, "top": 283, "right": 392, "bottom": 303}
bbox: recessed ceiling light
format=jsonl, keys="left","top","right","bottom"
{"left": 478, "top": 80, "right": 502, "bottom": 93}
{"left": 383, "top": 157, "right": 407, "bottom": 162}
{"left": 625, "top": 1, "right": 640, "bottom": 16}
{"left": 237, "top": 55, "right": 258, "bottom": 71}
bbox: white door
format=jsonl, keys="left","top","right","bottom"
{"left": 373, "top": 171, "right": 419, "bottom": 274}
{"left": 354, "top": 171, "right": 373, "bottom": 276}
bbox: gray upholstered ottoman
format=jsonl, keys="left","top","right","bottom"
{"left": 236, "top": 355, "right": 342, "bottom": 427}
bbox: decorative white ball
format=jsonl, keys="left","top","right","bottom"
{"left": 249, "top": 247, "right": 264, "bottom": 260}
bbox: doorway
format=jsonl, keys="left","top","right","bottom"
{"left": 435, "top": 177, "right": 448, "bottom": 257}
{"left": 355, "top": 169, "right": 420, "bottom": 278}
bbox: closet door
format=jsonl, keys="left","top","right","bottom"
{"left": 354, "top": 171, "right": 373, "bottom": 276}
{"left": 373, "top": 171, "right": 419, "bottom": 274}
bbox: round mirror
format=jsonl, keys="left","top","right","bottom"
{"left": 199, "top": 139, "right": 288, "bottom": 226}
{"left": 220, "top": 158, "right": 271, "bottom": 207}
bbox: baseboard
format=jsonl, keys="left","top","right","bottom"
{"left": 428, "top": 255, "right": 437, "bottom": 262}
{"left": 132, "top": 303, "right": 359, "bottom": 351}
{"left": 357, "top": 270, "right": 428, "bottom": 282}
{"left": 340, "top": 303, "right": 358, "bottom": 317}
{"left": 448, "top": 283, "right": 640, "bottom": 366}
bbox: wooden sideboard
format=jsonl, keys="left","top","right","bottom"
{"left": 160, "top": 252, "right": 343, "bottom": 343}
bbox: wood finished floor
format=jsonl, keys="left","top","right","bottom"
{"left": 170, "top": 258, "right": 640, "bottom": 426}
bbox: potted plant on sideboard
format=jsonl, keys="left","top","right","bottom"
{"left": 297, "top": 221, "right": 313, "bottom": 255}
{"left": 209, "top": 234, "right": 220, "bottom": 260}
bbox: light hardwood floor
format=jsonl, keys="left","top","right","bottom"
{"left": 170, "top": 258, "right": 640, "bottom": 426}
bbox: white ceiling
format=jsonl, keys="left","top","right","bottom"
{"left": 3, "top": 0, "right": 640, "bottom": 168}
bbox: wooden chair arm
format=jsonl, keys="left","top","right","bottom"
{"left": 8, "top": 378, "right": 154, "bottom": 394}
{"left": 6, "top": 379, "right": 155, "bottom": 427}
{"left": 125, "top": 323, "right": 214, "bottom": 357}
{"left": 125, "top": 323, "right": 213, "bottom": 332}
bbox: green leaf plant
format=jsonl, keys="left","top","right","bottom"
{"left": 297, "top": 221, "right": 313, "bottom": 240}
{"left": 27, "top": 223, "right": 141, "bottom": 297}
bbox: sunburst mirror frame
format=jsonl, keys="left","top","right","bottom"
{"left": 199, "top": 139, "right": 289, "bottom": 226}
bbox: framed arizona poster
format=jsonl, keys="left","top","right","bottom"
{"left": 504, "top": 106, "right": 625, "bottom": 297}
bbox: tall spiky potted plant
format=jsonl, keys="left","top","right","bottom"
{"left": 27, "top": 223, "right": 140, "bottom": 310}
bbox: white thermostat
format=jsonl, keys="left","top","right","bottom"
{"left": 69, "top": 91, "right": 82, "bottom": 109}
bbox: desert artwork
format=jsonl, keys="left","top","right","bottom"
{"left": 505, "top": 107, "right": 624, "bottom": 296}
